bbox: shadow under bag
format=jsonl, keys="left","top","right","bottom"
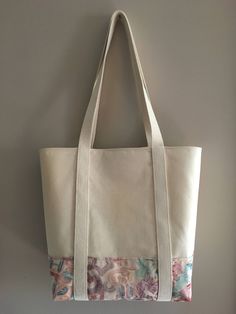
{"left": 39, "top": 10, "right": 202, "bottom": 302}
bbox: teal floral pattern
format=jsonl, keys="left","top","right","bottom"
{"left": 49, "top": 257, "right": 73, "bottom": 301}
{"left": 48, "top": 256, "right": 193, "bottom": 301}
{"left": 172, "top": 257, "right": 193, "bottom": 301}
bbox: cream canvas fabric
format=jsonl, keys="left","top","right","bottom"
{"left": 39, "top": 10, "right": 202, "bottom": 302}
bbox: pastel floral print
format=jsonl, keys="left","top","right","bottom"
{"left": 48, "top": 256, "right": 193, "bottom": 302}
{"left": 172, "top": 257, "right": 193, "bottom": 301}
{"left": 49, "top": 257, "right": 73, "bottom": 301}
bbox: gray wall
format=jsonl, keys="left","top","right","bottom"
{"left": 0, "top": 1, "right": 235, "bottom": 313}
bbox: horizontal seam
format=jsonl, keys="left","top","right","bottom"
{"left": 48, "top": 255, "right": 193, "bottom": 259}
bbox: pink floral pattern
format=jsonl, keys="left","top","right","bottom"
{"left": 48, "top": 256, "right": 193, "bottom": 302}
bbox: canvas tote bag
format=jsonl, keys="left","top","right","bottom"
{"left": 39, "top": 10, "right": 202, "bottom": 302}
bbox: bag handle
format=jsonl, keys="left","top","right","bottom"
{"left": 80, "top": 10, "right": 164, "bottom": 149}
{"left": 74, "top": 10, "right": 172, "bottom": 301}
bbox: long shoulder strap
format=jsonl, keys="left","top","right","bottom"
{"left": 73, "top": 10, "right": 172, "bottom": 301}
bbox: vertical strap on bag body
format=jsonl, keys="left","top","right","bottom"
{"left": 73, "top": 10, "right": 172, "bottom": 301}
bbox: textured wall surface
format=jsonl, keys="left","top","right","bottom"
{"left": 0, "top": 1, "right": 235, "bottom": 313}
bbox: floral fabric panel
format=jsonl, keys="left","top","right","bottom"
{"left": 49, "top": 256, "right": 193, "bottom": 302}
